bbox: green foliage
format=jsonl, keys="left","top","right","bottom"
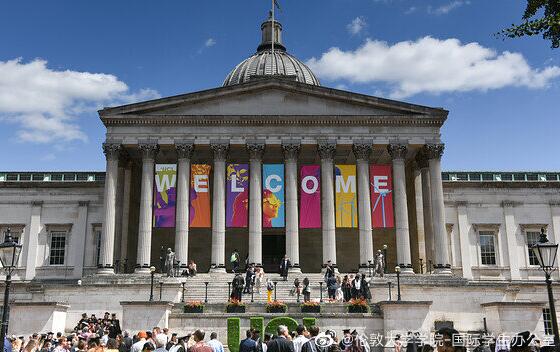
{"left": 227, "top": 318, "right": 241, "bottom": 352}
{"left": 250, "top": 316, "right": 264, "bottom": 335}
{"left": 302, "top": 317, "right": 316, "bottom": 330}
{"left": 497, "top": 0, "right": 560, "bottom": 48}
{"left": 265, "top": 316, "right": 299, "bottom": 336}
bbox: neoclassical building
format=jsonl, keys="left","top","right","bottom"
{"left": 2, "top": 14, "right": 560, "bottom": 340}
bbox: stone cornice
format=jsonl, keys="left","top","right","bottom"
{"left": 101, "top": 114, "right": 445, "bottom": 127}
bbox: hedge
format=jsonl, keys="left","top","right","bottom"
{"left": 265, "top": 316, "right": 299, "bottom": 336}
{"left": 227, "top": 317, "right": 241, "bottom": 352}
{"left": 302, "top": 317, "right": 316, "bottom": 330}
{"left": 250, "top": 316, "right": 264, "bottom": 335}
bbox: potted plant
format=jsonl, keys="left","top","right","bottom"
{"left": 184, "top": 301, "right": 204, "bottom": 313}
{"left": 301, "top": 301, "right": 321, "bottom": 313}
{"left": 227, "top": 299, "right": 246, "bottom": 313}
{"left": 266, "top": 300, "right": 287, "bottom": 313}
{"left": 347, "top": 298, "right": 369, "bottom": 313}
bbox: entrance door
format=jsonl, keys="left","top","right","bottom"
{"left": 262, "top": 234, "right": 285, "bottom": 273}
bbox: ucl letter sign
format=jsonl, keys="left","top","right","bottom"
{"left": 369, "top": 165, "right": 394, "bottom": 228}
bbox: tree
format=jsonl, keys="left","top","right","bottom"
{"left": 498, "top": 0, "right": 560, "bottom": 48}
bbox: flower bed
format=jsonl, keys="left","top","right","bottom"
{"left": 227, "top": 299, "right": 246, "bottom": 313}
{"left": 347, "top": 298, "right": 369, "bottom": 313}
{"left": 184, "top": 301, "right": 204, "bottom": 313}
{"left": 301, "top": 301, "right": 321, "bottom": 313}
{"left": 266, "top": 300, "right": 287, "bottom": 313}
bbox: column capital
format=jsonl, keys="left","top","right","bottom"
{"left": 387, "top": 144, "right": 408, "bottom": 160}
{"left": 247, "top": 141, "right": 265, "bottom": 160}
{"left": 138, "top": 142, "right": 159, "bottom": 160}
{"left": 210, "top": 141, "right": 229, "bottom": 161}
{"left": 176, "top": 142, "right": 194, "bottom": 159}
{"left": 282, "top": 142, "right": 301, "bottom": 160}
{"left": 102, "top": 143, "right": 122, "bottom": 161}
{"left": 415, "top": 150, "right": 430, "bottom": 169}
{"left": 318, "top": 141, "right": 337, "bottom": 160}
{"left": 352, "top": 142, "right": 372, "bottom": 161}
{"left": 424, "top": 143, "right": 445, "bottom": 160}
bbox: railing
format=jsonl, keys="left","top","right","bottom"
{"left": 0, "top": 172, "right": 105, "bottom": 183}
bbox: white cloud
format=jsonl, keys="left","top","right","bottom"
{"left": 428, "top": 0, "right": 470, "bottom": 15}
{"left": 307, "top": 37, "right": 560, "bottom": 99}
{"left": 205, "top": 38, "right": 216, "bottom": 47}
{"left": 347, "top": 17, "right": 367, "bottom": 35}
{"left": 404, "top": 6, "right": 417, "bottom": 15}
{"left": 0, "top": 58, "right": 160, "bottom": 143}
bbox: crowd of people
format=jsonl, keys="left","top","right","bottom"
{"left": 229, "top": 259, "right": 372, "bottom": 303}
{"left": 3, "top": 320, "right": 549, "bottom": 352}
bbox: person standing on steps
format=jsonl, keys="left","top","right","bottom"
{"left": 279, "top": 255, "right": 290, "bottom": 281}
{"left": 230, "top": 249, "right": 240, "bottom": 273}
{"left": 302, "top": 277, "right": 311, "bottom": 302}
{"left": 266, "top": 279, "right": 274, "bottom": 303}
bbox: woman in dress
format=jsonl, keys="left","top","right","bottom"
{"left": 335, "top": 276, "right": 344, "bottom": 302}
{"left": 254, "top": 267, "right": 264, "bottom": 293}
{"left": 342, "top": 275, "right": 352, "bottom": 302}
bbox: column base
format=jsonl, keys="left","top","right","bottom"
{"left": 398, "top": 264, "right": 415, "bottom": 275}
{"left": 358, "top": 265, "right": 373, "bottom": 274}
{"left": 134, "top": 266, "right": 151, "bottom": 274}
{"left": 433, "top": 264, "right": 452, "bottom": 275}
{"left": 96, "top": 267, "right": 115, "bottom": 275}
{"left": 288, "top": 266, "right": 302, "bottom": 274}
{"left": 209, "top": 266, "right": 227, "bottom": 273}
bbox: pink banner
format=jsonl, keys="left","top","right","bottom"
{"left": 299, "top": 165, "right": 321, "bottom": 228}
{"left": 370, "top": 165, "right": 394, "bottom": 228}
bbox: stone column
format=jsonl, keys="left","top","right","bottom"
{"left": 135, "top": 142, "right": 159, "bottom": 273}
{"left": 72, "top": 201, "right": 89, "bottom": 278}
{"left": 318, "top": 141, "right": 337, "bottom": 267}
{"left": 247, "top": 141, "right": 265, "bottom": 267}
{"left": 24, "top": 202, "right": 42, "bottom": 280}
{"left": 119, "top": 163, "right": 132, "bottom": 268}
{"left": 413, "top": 168, "right": 427, "bottom": 269}
{"left": 98, "top": 143, "right": 121, "bottom": 275}
{"left": 283, "top": 142, "right": 301, "bottom": 272}
{"left": 387, "top": 144, "right": 413, "bottom": 273}
{"left": 210, "top": 142, "right": 229, "bottom": 272}
{"left": 503, "top": 201, "right": 521, "bottom": 280}
{"left": 456, "top": 202, "right": 473, "bottom": 280}
{"left": 175, "top": 142, "right": 194, "bottom": 269}
{"left": 424, "top": 144, "right": 451, "bottom": 274}
{"left": 416, "top": 153, "right": 434, "bottom": 267}
{"left": 353, "top": 142, "right": 374, "bottom": 270}
{"left": 550, "top": 203, "right": 560, "bottom": 270}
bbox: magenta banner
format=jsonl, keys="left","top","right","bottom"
{"left": 299, "top": 165, "right": 321, "bottom": 228}
{"left": 226, "top": 163, "right": 249, "bottom": 228}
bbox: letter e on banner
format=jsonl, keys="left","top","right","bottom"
{"left": 370, "top": 165, "right": 394, "bottom": 228}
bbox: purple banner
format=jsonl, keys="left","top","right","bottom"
{"left": 299, "top": 165, "right": 321, "bottom": 229}
{"left": 153, "top": 164, "right": 177, "bottom": 228}
{"left": 226, "top": 163, "right": 249, "bottom": 228}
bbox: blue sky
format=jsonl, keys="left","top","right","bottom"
{"left": 0, "top": 0, "right": 558, "bottom": 171}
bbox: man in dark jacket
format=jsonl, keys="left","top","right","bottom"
{"left": 326, "top": 274, "right": 337, "bottom": 300}
{"left": 267, "top": 326, "right": 294, "bottom": 352}
{"left": 279, "top": 255, "right": 290, "bottom": 281}
{"left": 240, "top": 331, "right": 257, "bottom": 352}
{"left": 301, "top": 326, "right": 320, "bottom": 352}
{"left": 232, "top": 273, "right": 245, "bottom": 301}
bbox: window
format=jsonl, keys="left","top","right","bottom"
{"left": 527, "top": 231, "right": 541, "bottom": 266}
{"left": 479, "top": 232, "right": 496, "bottom": 265}
{"left": 544, "top": 308, "right": 553, "bottom": 335}
{"left": 94, "top": 228, "right": 102, "bottom": 266}
{"left": 49, "top": 232, "right": 67, "bottom": 265}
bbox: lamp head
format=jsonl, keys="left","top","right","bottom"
{"left": 395, "top": 266, "right": 401, "bottom": 273}
{"left": 0, "top": 228, "right": 23, "bottom": 271}
{"left": 531, "top": 228, "right": 558, "bottom": 274}
{"left": 150, "top": 266, "right": 156, "bottom": 273}
{"left": 383, "top": 245, "right": 388, "bottom": 250}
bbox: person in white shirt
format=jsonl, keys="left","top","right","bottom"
{"left": 131, "top": 331, "right": 148, "bottom": 352}
{"left": 292, "top": 325, "right": 309, "bottom": 352}
{"left": 207, "top": 332, "right": 224, "bottom": 352}
{"left": 154, "top": 334, "right": 168, "bottom": 352}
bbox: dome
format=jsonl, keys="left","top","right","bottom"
{"left": 223, "top": 16, "right": 320, "bottom": 87}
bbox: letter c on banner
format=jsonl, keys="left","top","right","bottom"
{"left": 301, "top": 175, "right": 319, "bottom": 194}
{"left": 266, "top": 174, "right": 282, "bottom": 193}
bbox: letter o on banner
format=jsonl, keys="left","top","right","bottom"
{"left": 299, "top": 165, "right": 321, "bottom": 228}
{"left": 301, "top": 175, "right": 319, "bottom": 194}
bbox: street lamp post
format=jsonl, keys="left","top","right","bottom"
{"left": 0, "top": 228, "right": 23, "bottom": 349}
{"left": 387, "top": 281, "right": 392, "bottom": 301}
{"left": 158, "top": 281, "right": 164, "bottom": 301}
{"left": 368, "top": 260, "right": 372, "bottom": 278}
{"left": 395, "top": 266, "right": 402, "bottom": 301}
{"left": 204, "top": 282, "right": 209, "bottom": 303}
{"left": 383, "top": 245, "right": 388, "bottom": 274}
{"left": 181, "top": 280, "right": 186, "bottom": 303}
{"left": 149, "top": 266, "right": 156, "bottom": 301}
{"left": 531, "top": 228, "right": 560, "bottom": 349}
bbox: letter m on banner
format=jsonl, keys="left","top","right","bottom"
{"left": 370, "top": 165, "right": 394, "bottom": 228}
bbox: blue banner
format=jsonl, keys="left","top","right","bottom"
{"left": 262, "top": 164, "right": 285, "bottom": 228}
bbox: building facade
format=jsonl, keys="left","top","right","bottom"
{"left": 1, "top": 15, "right": 560, "bottom": 339}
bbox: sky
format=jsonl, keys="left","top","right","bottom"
{"left": 0, "top": 0, "right": 558, "bottom": 172}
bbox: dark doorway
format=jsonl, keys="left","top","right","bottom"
{"left": 262, "top": 234, "right": 285, "bottom": 273}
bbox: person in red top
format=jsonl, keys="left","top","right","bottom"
{"left": 190, "top": 330, "right": 213, "bottom": 352}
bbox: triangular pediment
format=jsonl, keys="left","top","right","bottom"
{"left": 99, "top": 79, "right": 447, "bottom": 121}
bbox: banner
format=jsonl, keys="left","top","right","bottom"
{"left": 335, "top": 165, "right": 357, "bottom": 228}
{"left": 153, "top": 164, "right": 177, "bottom": 228}
{"left": 226, "top": 164, "right": 249, "bottom": 228}
{"left": 299, "top": 165, "right": 321, "bottom": 228}
{"left": 263, "top": 164, "right": 285, "bottom": 228}
{"left": 370, "top": 165, "right": 394, "bottom": 228}
{"left": 189, "top": 164, "right": 211, "bottom": 228}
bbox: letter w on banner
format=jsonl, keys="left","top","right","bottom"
{"left": 370, "top": 165, "right": 394, "bottom": 228}
{"left": 190, "top": 164, "right": 211, "bottom": 228}
{"left": 153, "top": 164, "right": 177, "bottom": 228}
